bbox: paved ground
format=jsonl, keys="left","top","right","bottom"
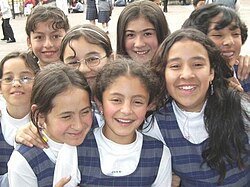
{"left": 1, "top": 0, "right": 250, "bottom": 60}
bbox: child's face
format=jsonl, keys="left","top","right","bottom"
{"left": 165, "top": 39, "right": 214, "bottom": 112}
{"left": 41, "top": 87, "right": 92, "bottom": 146}
{"left": 101, "top": 75, "right": 150, "bottom": 144}
{"left": 207, "top": 14, "right": 242, "bottom": 67}
{"left": 124, "top": 16, "right": 159, "bottom": 64}
{"left": 27, "top": 20, "right": 66, "bottom": 68}
{"left": 63, "top": 37, "right": 109, "bottom": 91}
{"left": 0, "top": 57, "right": 35, "bottom": 110}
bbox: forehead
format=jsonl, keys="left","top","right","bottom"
{"left": 209, "top": 13, "right": 239, "bottom": 31}
{"left": 2, "top": 57, "right": 34, "bottom": 74}
{"left": 168, "top": 39, "right": 208, "bottom": 58}
{"left": 33, "top": 20, "right": 65, "bottom": 33}
{"left": 126, "top": 16, "right": 155, "bottom": 31}
{"left": 64, "top": 37, "right": 106, "bottom": 57}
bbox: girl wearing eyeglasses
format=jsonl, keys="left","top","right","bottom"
{"left": 0, "top": 51, "right": 39, "bottom": 186}
{"left": 60, "top": 24, "right": 113, "bottom": 93}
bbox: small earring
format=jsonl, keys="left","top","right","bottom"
{"left": 42, "top": 135, "right": 48, "bottom": 143}
{"left": 210, "top": 81, "right": 214, "bottom": 95}
{"left": 100, "top": 111, "right": 103, "bottom": 116}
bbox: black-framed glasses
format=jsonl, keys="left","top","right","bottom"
{"left": 0, "top": 76, "right": 34, "bottom": 85}
{"left": 67, "top": 55, "right": 107, "bottom": 69}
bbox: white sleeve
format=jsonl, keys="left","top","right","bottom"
{"left": 151, "top": 145, "right": 172, "bottom": 187}
{"left": 8, "top": 150, "right": 38, "bottom": 187}
{"left": 143, "top": 116, "right": 166, "bottom": 145}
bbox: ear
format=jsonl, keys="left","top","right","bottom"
{"left": 108, "top": 52, "right": 115, "bottom": 61}
{"left": 31, "top": 104, "right": 46, "bottom": 127}
{"left": 210, "top": 68, "right": 215, "bottom": 82}
{"left": 27, "top": 37, "right": 32, "bottom": 49}
{"left": 93, "top": 96, "right": 103, "bottom": 114}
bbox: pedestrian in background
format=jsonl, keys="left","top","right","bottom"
{"left": 98, "top": 0, "right": 113, "bottom": 33}
{"left": 86, "top": 0, "right": 98, "bottom": 25}
{"left": 0, "top": 0, "right": 16, "bottom": 43}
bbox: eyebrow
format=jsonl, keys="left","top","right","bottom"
{"left": 110, "top": 92, "right": 148, "bottom": 99}
{"left": 64, "top": 52, "right": 101, "bottom": 61}
{"left": 58, "top": 106, "right": 92, "bottom": 116}
{"left": 3, "top": 70, "right": 34, "bottom": 75}
{"left": 125, "top": 28, "right": 156, "bottom": 33}
{"left": 168, "top": 56, "right": 206, "bottom": 62}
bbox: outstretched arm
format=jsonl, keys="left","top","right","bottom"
{"left": 15, "top": 122, "right": 48, "bottom": 149}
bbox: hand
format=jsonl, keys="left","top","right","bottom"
{"left": 171, "top": 173, "right": 181, "bottom": 187}
{"left": 228, "top": 76, "right": 244, "bottom": 92}
{"left": 54, "top": 176, "right": 75, "bottom": 187}
{"left": 236, "top": 55, "right": 250, "bottom": 81}
{"left": 15, "top": 122, "right": 48, "bottom": 149}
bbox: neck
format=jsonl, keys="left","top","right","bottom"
{"left": 6, "top": 104, "right": 30, "bottom": 119}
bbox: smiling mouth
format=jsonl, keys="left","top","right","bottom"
{"left": 221, "top": 52, "right": 234, "bottom": 59}
{"left": 11, "top": 91, "right": 24, "bottom": 95}
{"left": 135, "top": 50, "right": 149, "bottom": 55}
{"left": 42, "top": 51, "right": 56, "bottom": 55}
{"left": 115, "top": 118, "right": 135, "bottom": 126}
{"left": 178, "top": 85, "right": 196, "bottom": 91}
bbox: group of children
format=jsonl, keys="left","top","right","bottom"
{"left": 0, "top": 1, "right": 250, "bottom": 186}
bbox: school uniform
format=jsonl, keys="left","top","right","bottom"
{"left": 144, "top": 101, "right": 250, "bottom": 186}
{"left": 0, "top": 122, "right": 13, "bottom": 175}
{"left": 86, "top": 0, "right": 98, "bottom": 21}
{"left": 78, "top": 126, "right": 172, "bottom": 186}
{"left": 8, "top": 134, "right": 80, "bottom": 187}
{"left": 98, "top": 0, "right": 112, "bottom": 23}
{"left": 0, "top": 105, "right": 30, "bottom": 172}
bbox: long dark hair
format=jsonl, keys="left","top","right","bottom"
{"left": 151, "top": 28, "right": 250, "bottom": 183}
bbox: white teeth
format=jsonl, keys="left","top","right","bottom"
{"left": 117, "top": 119, "right": 132, "bottom": 123}
{"left": 180, "top": 86, "right": 195, "bottom": 90}
{"left": 136, "top": 51, "right": 147, "bottom": 55}
{"left": 221, "top": 52, "right": 234, "bottom": 57}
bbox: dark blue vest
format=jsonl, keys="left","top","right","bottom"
{"left": 0, "top": 122, "right": 14, "bottom": 175}
{"left": 17, "top": 145, "right": 55, "bottom": 187}
{"left": 77, "top": 131, "right": 164, "bottom": 187}
{"left": 155, "top": 103, "right": 250, "bottom": 186}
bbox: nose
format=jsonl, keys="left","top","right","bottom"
{"left": 134, "top": 35, "right": 145, "bottom": 48}
{"left": 222, "top": 35, "right": 234, "bottom": 46}
{"left": 43, "top": 37, "right": 53, "bottom": 48}
{"left": 78, "top": 62, "right": 91, "bottom": 74}
{"left": 179, "top": 65, "right": 195, "bottom": 79}
{"left": 12, "top": 79, "right": 21, "bottom": 87}
{"left": 120, "top": 100, "right": 132, "bottom": 114}
{"left": 71, "top": 116, "right": 83, "bottom": 130}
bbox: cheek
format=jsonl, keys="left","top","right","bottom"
{"left": 234, "top": 39, "right": 242, "bottom": 53}
{"left": 95, "top": 60, "right": 108, "bottom": 72}
{"left": 148, "top": 37, "right": 159, "bottom": 51}
{"left": 136, "top": 107, "right": 148, "bottom": 120}
{"left": 84, "top": 115, "right": 93, "bottom": 128}
{"left": 102, "top": 102, "right": 117, "bottom": 119}
{"left": 125, "top": 39, "right": 133, "bottom": 51}
{"left": 54, "top": 39, "right": 63, "bottom": 48}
